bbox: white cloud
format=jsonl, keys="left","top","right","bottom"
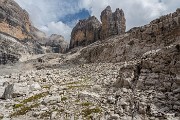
{"left": 15, "top": 0, "right": 179, "bottom": 41}
{"left": 79, "top": 0, "right": 170, "bottom": 30}
{"left": 15, "top": 0, "right": 80, "bottom": 41}
{"left": 39, "top": 21, "right": 72, "bottom": 41}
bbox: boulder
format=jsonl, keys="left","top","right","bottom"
{"left": 1, "top": 84, "right": 13, "bottom": 99}
{"left": 30, "top": 82, "right": 41, "bottom": 91}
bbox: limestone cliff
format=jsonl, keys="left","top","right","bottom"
{"left": 45, "top": 34, "right": 68, "bottom": 53}
{"left": 70, "top": 16, "right": 101, "bottom": 49}
{"left": 0, "top": 0, "right": 32, "bottom": 40}
{"left": 70, "top": 6, "right": 126, "bottom": 49}
{"left": 79, "top": 8, "right": 180, "bottom": 63}
{"left": 100, "top": 6, "right": 126, "bottom": 39}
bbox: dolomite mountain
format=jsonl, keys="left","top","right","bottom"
{"left": 0, "top": 0, "right": 68, "bottom": 65}
{"left": 0, "top": 0, "right": 180, "bottom": 120}
{"left": 70, "top": 6, "right": 126, "bottom": 49}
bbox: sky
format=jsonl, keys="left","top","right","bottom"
{"left": 15, "top": 0, "right": 180, "bottom": 41}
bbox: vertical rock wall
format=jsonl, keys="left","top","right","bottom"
{"left": 70, "top": 6, "right": 126, "bottom": 49}
{"left": 100, "top": 6, "right": 126, "bottom": 39}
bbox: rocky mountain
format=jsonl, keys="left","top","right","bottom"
{"left": 44, "top": 34, "right": 68, "bottom": 53}
{"left": 70, "top": 6, "right": 126, "bottom": 49}
{"left": 0, "top": 0, "right": 68, "bottom": 65}
{"left": 70, "top": 16, "right": 101, "bottom": 49}
{"left": 0, "top": 0, "right": 31, "bottom": 40}
{"left": 78, "top": 8, "right": 180, "bottom": 63}
{"left": 100, "top": 6, "right": 126, "bottom": 39}
{"left": 0, "top": 1, "right": 180, "bottom": 120}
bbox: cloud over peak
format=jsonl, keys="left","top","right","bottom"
{"left": 15, "top": 0, "right": 180, "bottom": 41}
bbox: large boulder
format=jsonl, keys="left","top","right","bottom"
{"left": 1, "top": 82, "right": 29, "bottom": 99}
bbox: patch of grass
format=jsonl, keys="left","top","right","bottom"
{"left": 40, "top": 109, "right": 64, "bottom": 119}
{"left": 42, "top": 85, "right": 51, "bottom": 89}
{"left": 61, "top": 96, "right": 67, "bottom": 101}
{"left": 22, "top": 92, "right": 48, "bottom": 104}
{"left": 11, "top": 92, "right": 48, "bottom": 117}
{"left": 82, "top": 107, "right": 101, "bottom": 117}
{"left": 0, "top": 115, "right": 3, "bottom": 120}
{"left": 75, "top": 99, "right": 80, "bottom": 103}
{"left": 11, "top": 103, "right": 39, "bottom": 117}
{"left": 58, "top": 109, "right": 65, "bottom": 112}
{"left": 81, "top": 102, "right": 92, "bottom": 107}
{"left": 13, "top": 104, "right": 24, "bottom": 109}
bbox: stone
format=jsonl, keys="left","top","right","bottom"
{"left": 30, "top": 82, "right": 41, "bottom": 91}
{"left": 107, "top": 96, "right": 116, "bottom": 104}
{"left": 2, "top": 84, "right": 13, "bottom": 99}
{"left": 0, "top": 87, "right": 5, "bottom": 98}
{"left": 108, "top": 114, "right": 120, "bottom": 120}
{"left": 49, "top": 85, "right": 59, "bottom": 93}
{"left": 12, "top": 83, "right": 29, "bottom": 97}
{"left": 1, "top": 82, "right": 29, "bottom": 99}
{"left": 50, "top": 111, "right": 58, "bottom": 120}
{"left": 42, "top": 96, "right": 61, "bottom": 105}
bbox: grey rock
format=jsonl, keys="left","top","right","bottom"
{"left": 2, "top": 84, "right": 13, "bottom": 99}
{"left": 108, "top": 114, "right": 120, "bottom": 120}
{"left": 100, "top": 6, "right": 126, "bottom": 39}
{"left": 70, "top": 16, "right": 101, "bottom": 49}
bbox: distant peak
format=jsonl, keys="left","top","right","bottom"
{"left": 105, "top": 6, "right": 111, "bottom": 11}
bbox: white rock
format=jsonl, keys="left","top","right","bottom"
{"left": 107, "top": 96, "right": 116, "bottom": 104}
{"left": 50, "top": 111, "right": 58, "bottom": 120}
{"left": 13, "top": 83, "right": 29, "bottom": 97}
{"left": 41, "top": 107, "right": 49, "bottom": 111}
{"left": 79, "top": 91, "right": 100, "bottom": 98}
{"left": 49, "top": 85, "right": 58, "bottom": 93}
{"left": 108, "top": 114, "right": 120, "bottom": 120}
{"left": 43, "top": 96, "right": 61, "bottom": 105}
{"left": 0, "top": 87, "right": 5, "bottom": 98}
{"left": 30, "top": 82, "right": 41, "bottom": 91}
{"left": 1, "top": 84, "right": 13, "bottom": 99}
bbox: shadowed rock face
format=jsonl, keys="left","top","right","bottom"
{"left": 79, "top": 8, "right": 180, "bottom": 63}
{"left": 70, "top": 16, "right": 101, "bottom": 49}
{"left": 0, "top": 0, "right": 32, "bottom": 40}
{"left": 100, "top": 6, "right": 126, "bottom": 39}
{"left": 70, "top": 6, "right": 126, "bottom": 49}
{"left": 45, "top": 34, "right": 68, "bottom": 53}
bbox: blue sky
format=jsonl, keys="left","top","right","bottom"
{"left": 15, "top": 0, "right": 180, "bottom": 41}
{"left": 60, "top": 9, "right": 90, "bottom": 27}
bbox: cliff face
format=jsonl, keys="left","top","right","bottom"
{"left": 100, "top": 6, "right": 126, "bottom": 39}
{"left": 70, "top": 16, "right": 101, "bottom": 49}
{"left": 0, "top": 0, "right": 32, "bottom": 40}
{"left": 66, "top": 10, "right": 180, "bottom": 119}
{"left": 70, "top": 6, "right": 126, "bottom": 49}
{"left": 0, "top": 0, "right": 69, "bottom": 64}
{"left": 80, "top": 8, "right": 180, "bottom": 63}
{"left": 45, "top": 34, "right": 68, "bottom": 53}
